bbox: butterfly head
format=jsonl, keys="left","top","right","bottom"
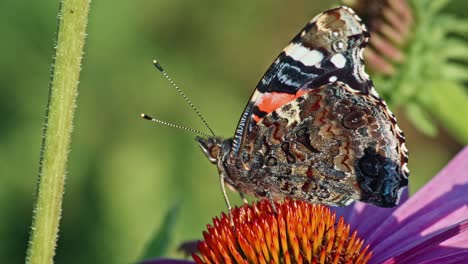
{"left": 196, "top": 136, "right": 234, "bottom": 166}
{"left": 196, "top": 137, "right": 222, "bottom": 164}
{"left": 298, "top": 6, "right": 369, "bottom": 57}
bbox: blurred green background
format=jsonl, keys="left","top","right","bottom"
{"left": 0, "top": 1, "right": 466, "bottom": 263}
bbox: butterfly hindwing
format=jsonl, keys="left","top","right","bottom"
{"left": 241, "top": 81, "right": 407, "bottom": 207}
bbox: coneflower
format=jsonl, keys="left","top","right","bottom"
{"left": 142, "top": 147, "right": 468, "bottom": 264}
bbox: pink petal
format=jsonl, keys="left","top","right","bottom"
{"left": 333, "top": 189, "right": 409, "bottom": 239}
{"left": 368, "top": 147, "right": 468, "bottom": 262}
{"left": 418, "top": 250, "right": 468, "bottom": 264}
{"left": 380, "top": 219, "right": 468, "bottom": 263}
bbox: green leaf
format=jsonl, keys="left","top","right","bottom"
{"left": 442, "top": 16, "right": 468, "bottom": 35}
{"left": 406, "top": 103, "right": 438, "bottom": 137}
{"left": 427, "top": 81, "right": 468, "bottom": 144}
{"left": 139, "top": 203, "right": 181, "bottom": 261}
{"left": 441, "top": 62, "right": 468, "bottom": 82}
{"left": 442, "top": 39, "right": 468, "bottom": 61}
{"left": 427, "top": 0, "right": 451, "bottom": 16}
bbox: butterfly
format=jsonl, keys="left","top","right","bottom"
{"left": 195, "top": 6, "right": 408, "bottom": 208}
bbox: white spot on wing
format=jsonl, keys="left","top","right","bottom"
{"left": 362, "top": 23, "right": 368, "bottom": 32}
{"left": 249, "top": 90, "right": 261, "bottom": 103}
{"left": 329, "top": 76, "right": 337, "bottom": 82}
{"left": 302, "top": 50, "right": 324, "bottom": 66}
{"left": 361, "top": 64, "right": 370, "bottom": 79}
{"left": 396, "top": 126, "right": 404, "bottom": 134}
{"left": 395, "top": 186, "right": 406, "bottom": 204}
{"left": 370, "top": 88, "right": 380, "bottom": 98}
{"left": 284, "top": 43, "right": 323, "bottom": 66}
{"left": 401, "top": 142, "right": 408, "bottom": 153}
{"left": 330, "top": 53, "right": 346, "bottom": 68}
{"left": 402, "top": 164, "right": 410, "bottom": 178}
{"left": 359, "top": 48, "right": 364, "bottom": 60}
{"left": 284, "top": 43, "right": 307, "bottom": 57}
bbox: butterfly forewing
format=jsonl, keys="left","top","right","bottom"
{"left": 231, "top": 6, "right": 372, "bottom": 155}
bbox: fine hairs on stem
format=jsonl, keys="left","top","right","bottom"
{"left": 26, "top": 1, "right": 92, "bottom": 263}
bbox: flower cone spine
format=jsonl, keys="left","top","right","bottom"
{"left": 193, "top": 199, "right": 372, "bottom": 264}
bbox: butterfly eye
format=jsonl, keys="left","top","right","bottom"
{"left": 332, "top": 40, "right": 346, "bottom": 52}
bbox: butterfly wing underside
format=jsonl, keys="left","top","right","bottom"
{"left": 231, "top": 6, "right": 373, "bottom": 155}
{"left": 225, "top": 6, "right": 409, "bottom": 207}
{"left": 239, "top": 82, "right": 408, "bottom": 207}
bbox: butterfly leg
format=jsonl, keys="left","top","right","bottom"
{"left": 239, "top": 192, "right": 248, "bottom": 204}
{"left": 265, "top": 191, "right": 277, "bottom": 213}
{"left": 219, "top": 172, "right": 234, "bottom": 225}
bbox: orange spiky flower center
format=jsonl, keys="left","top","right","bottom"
{"left": 193, "top": 199, "right": 372, "bottom": 264}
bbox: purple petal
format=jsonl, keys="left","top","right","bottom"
{"left": 140, "top": 259, "right": 194, "bottom": 264}
{"left": 332, "top": 189, "right": 409, "bottom": 239}
{"left": 381, "top": 219, "right": 468, "bottom": 263}
{"left": 418, "top": 250, "right": 468, "bottom": 264}
{"left": 368, "top": 147, "right": 468, "bottom": 262}
{"left": 178, "top": 240, "right": 199, "bottom": 256}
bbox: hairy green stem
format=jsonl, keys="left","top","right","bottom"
{"left": 26, "top": 0, "right": 91, "bottom": 263}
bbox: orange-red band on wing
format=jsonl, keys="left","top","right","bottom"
{"left": 253, "top": 115, "right": 262, "bottom": 123}
{"left": 255, "top": 90, "right": 309, "bottom": 120}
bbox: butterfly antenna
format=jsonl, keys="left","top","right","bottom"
{"left": 153, "top": 60, "right": 216, "bottom": 137}
{"left": 140, "top": 113, "right": 212, "bottom": 138}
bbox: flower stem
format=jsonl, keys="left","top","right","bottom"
{"left": 26, "top": 0, "right": 91, "bottom": 263}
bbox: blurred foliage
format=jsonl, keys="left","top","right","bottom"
{"left": 0, "top": 0, "right": 465, "bottom": 263}
{"left": 375, "top": 0, "right": 468, "bottom": 143}
{"left": 139, "top": 203, "right": 180, "bottom": 261}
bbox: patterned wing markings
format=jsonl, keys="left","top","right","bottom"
{"left": 232, "top": 6, "right": 372, "bottom": 155}
{"left": 235, "top": 82, "right": 407, "bottom": 207}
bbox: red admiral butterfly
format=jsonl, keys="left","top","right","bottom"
{"left": 145, "top": 6, "right": 409, "bottom": 209}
